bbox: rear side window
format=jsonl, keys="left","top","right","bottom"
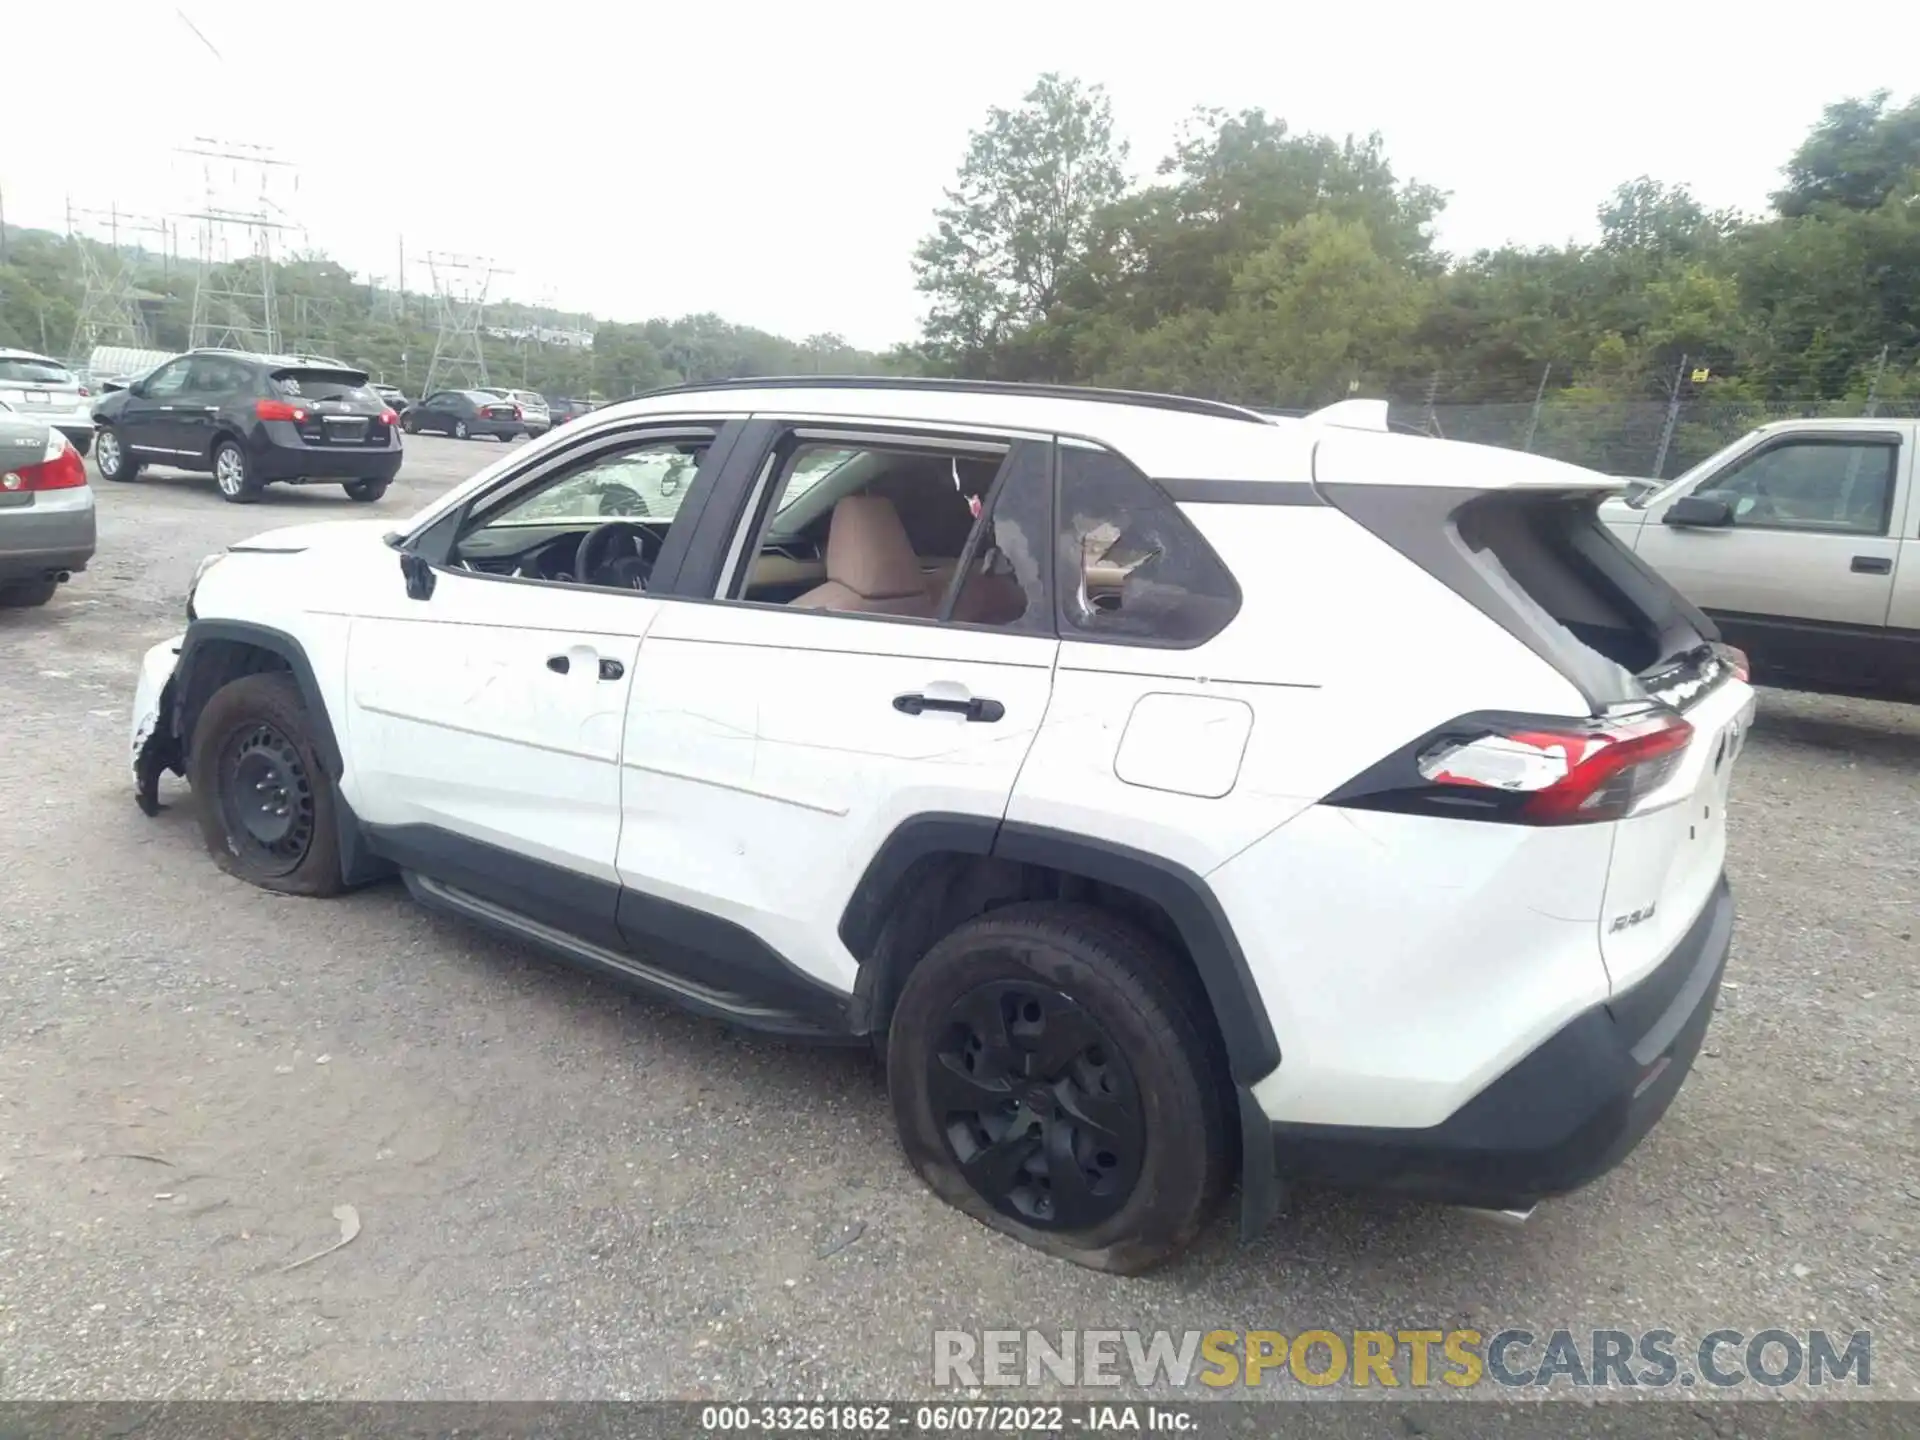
{"left": 274, "top": 369, "right": 374, "bottom": 403}
{"left": 1055, "top": 446, "right": 1240, "bottom": 647}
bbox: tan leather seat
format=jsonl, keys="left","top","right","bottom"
{"left": 790, "top": 495, "right": 934, "bottom": 616}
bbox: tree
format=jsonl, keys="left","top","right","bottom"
{"left": 912, "top": 74, "right": 1128, "bottom": 373}
{"left": 1598, "top": 177, "right": 1736, "bottom": 256}
{"left": 1773, "top": 90, "right": 1920, "bottom": 216}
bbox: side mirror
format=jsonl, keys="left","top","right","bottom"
{"left": 127, "top": 379, "right": 147, "bottom": 398}
{"left": 400, "top": 550, "right": 436, "bottom": 600}
{"left": 1664, "top": 495, "right": 1733, "bottom": 528}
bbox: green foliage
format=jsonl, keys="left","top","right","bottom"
{"left": 911, "top": 77, "right": 1920, "bottom": 446}
{"left": 0, "top": 226, "right": 891, "bottom": 400}
{"left": 911, "top": 73, "right": 1130, "bottom": 374}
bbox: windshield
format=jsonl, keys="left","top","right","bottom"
{"left": 773, "top": 448, "right": 861, "bottom": 519}
{"left": 0, "top": 357, "right": 77, "bottom": 385}
{"left": 493, "top": 446, "right": 705, "bottom": 526}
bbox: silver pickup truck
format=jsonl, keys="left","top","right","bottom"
{"left": 1601, "top": 418, "right": 1918, "bottom": 701}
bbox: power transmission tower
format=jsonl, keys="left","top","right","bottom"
{"left": 64, "top": 200, "right": 165, "bottom": 361}
{"left": 176, "top": 138, "right": 297, "bottom": 353}
{"left": 422, "top": 252, "right": 510, "bottom": 393}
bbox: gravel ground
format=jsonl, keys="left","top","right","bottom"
{"left": 1, "top": 435, "right": 1915, "bottom": 1402}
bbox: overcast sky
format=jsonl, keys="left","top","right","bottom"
{"left": 7, "top": 1, "right": 1916, "bottom": 350}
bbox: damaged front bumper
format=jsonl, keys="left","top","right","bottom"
{"left": 130, "top": 634, "right": 186, "bottom": 815}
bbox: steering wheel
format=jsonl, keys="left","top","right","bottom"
{"left": 574, "top": 521, "right": 656, "bottom": 590}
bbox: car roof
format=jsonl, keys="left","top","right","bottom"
{"left": 0, "top": 347, "right": 66, "bottom": 365}
{"left": 588, "top": 376, "right": 1614, "bottom": 492}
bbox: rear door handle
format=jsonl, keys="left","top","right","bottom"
{"left": 893, "top": 692, "right": 1004, "bottom": 722}
{"left": 597, "top": 657, "right": 624, "bottom": 681}
{"left": 1851, "top": 555, "right": 1892, "bottom": 574}
{"left": 546, "top": 654, "right": 570, "bottom": 674}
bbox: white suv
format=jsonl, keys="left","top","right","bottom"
{"left": 128, "top": 379, "right": 1753, "bottom": 1272}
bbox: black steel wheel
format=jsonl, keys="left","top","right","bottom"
{"left": 188, "top": 672, "right": 343, "bottom": 896}
{"left": 216, "top": 719, "right": 316, "bottom": 876}
{"left": 887, "top": 903, "right": 1232, "bottom": 1273}
{"left": 929, "top": 981, "right": 1145, "bottom": 1230}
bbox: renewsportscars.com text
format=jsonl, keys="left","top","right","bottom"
{"left": 933, "top": 1328, "right": 1871, "bottom": 1391}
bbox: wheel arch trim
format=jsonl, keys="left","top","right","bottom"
{"left": 840, "top": 813, "right": 1282, "bottom": 1086}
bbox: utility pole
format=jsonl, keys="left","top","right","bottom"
{"left": 1521, "top": 363, "right": 1552, "bottom": 453}
{"left": 1863, "top": 345, "right": 1890, "bottom": 417}
{"left": 1650, "top": 354, "right": 1689, "bottom": 480}
{"left": 0, "top": 180, "right": 9, "bottom": 265}
{"left": 1420, "top": 369, "right": 1442, "bottom": 437}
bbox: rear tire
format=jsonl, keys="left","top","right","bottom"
{"left": 403, "top": 413, "right": 420, "bottom": 435}
{"left": 886, "top": 903, "right": 1232, "bottom": 1274}
{"left": 188, "top": 672, "right": 343, "bottom": 897}
{"left": 452, "top": 420, "right": 469, "bottom": 440}
{"left": 212, "top": 440, "right": 260, "bottom": 504}
{"left": 0, "top": 578, "right": 59, "bottom": 608}
{"left": 95, "top": 426, "right": 140, "bottom": 483}
{"left": 343, "top": 479, "right": 390, "bottom": 503}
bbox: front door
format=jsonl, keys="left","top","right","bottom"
{"left": 118, "top": 357, "right": 196, "bottom": 460}
{"left": 344, "top": 424, "right": 727, "bottom": 942}
{"left": 619, "top": 430, "right": 1059, "bottom": 997}
{"left": 1633, "top": 432, "right": 1906, "bottom": 688}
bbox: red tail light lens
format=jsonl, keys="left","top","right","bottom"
{"left": 256, "top": 398, "right": 308, "bottom": 423}
{"left": 379, "top": 408, "right": 399, "bottom": 426}
{"left": 513, "top": 404, "right": 524, "bottom": 419}
{"left": 0, "top": 432, "right": 87, "bottom": 492}
{"left": 78, "top": 386, "right": 91, "bottom": 398}
{"left": 1330, "top": 708, "right": 1695, "bottom": 826}
{"left": 1712, "top": 642, "right": 1750, "bottom": 684}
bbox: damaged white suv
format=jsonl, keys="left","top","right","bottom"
{"left": 130, "top": 378, "right": 1753, "bottom": 1272}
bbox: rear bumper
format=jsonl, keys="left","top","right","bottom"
{"left": 1261, "top": 872, "right": 1733, "bottom": 1210}
{"left": 249, "top": 429, "right": 404, "bottom": 482}
{"left": 0, "top": 491, "right": 97, "bottom": 580}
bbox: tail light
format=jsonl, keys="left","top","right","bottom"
{"left": 1, "top": 432, "right": 87, "bottom": 492}
{"left": 256, "top": 398, "right": 308, "bottom": 423}
{"left": 1712, "top": 642, "right": 1750, "bottom": 684}
{"left": 78, "top": 386, "right": 91, "bottom": 398}
{"left": 513, "top": 404, "right": 524, "bottom": 419}
{"left": 1328, "top": 707, "right": 1695, "bottom": 826}
{"left": 379, "top": 408, "right": 400, "bottom": 426}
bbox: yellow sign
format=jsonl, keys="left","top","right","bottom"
{"left": 1691, "top": 367, "right": 1712, "bottom": 382}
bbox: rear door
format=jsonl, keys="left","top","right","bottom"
{"left": 618, "top": 422, "right": 1059, "bottom": 996}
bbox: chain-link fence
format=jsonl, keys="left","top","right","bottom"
{"left": 1411, "top": 396, "right": 1920, "bottom": 480}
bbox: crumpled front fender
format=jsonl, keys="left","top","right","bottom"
{"left": 130, "top": 635, "right": 186, "bottom": 815}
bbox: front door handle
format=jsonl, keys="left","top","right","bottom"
{"left": 597, "top": 657, "right": 624, "bottom": 681}
{"left": 1851, "top": 555, "right": 1892, "bottom": 575}
{"left": 893, "top": 692, "right": 1004, "bottom": 723}
{"left": 546, "top": 654, "right": 570, "bottom": 674}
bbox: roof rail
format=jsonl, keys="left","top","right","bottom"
{"left": 625, "top": 374, "right": 1272, "bottom": 425}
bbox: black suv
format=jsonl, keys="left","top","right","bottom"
{"left": 91, "top": 351, "right": 404, "bottom": 504}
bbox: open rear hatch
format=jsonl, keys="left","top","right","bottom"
{"left": 1316, "top": 436, "right": 1754, "bottom": 993}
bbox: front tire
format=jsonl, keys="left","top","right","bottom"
{"left": 343, "top": 479, "right": 390, "bottom": 503}
{"left": 403, "top": 413, "right": 420, "bottom": 434}
{"left": 188, "top": 672, "right": 343, "bottom": 897}
{"left": 886, "top": 903, "right": 1232, "bottom": 1274}
{"left": 452, "top": 419, "right": 469, "bottom": 440}
{"left": 95, "top": 426, "right": 140, "bottom": 483}
{"left": 0, "top": 578, "right": 59, "bottom": 608}
{"left": 212, "top": 440, "right": 260, "bottom": 503}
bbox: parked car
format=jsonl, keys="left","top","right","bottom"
{"left": 475, "top": 386, "right": 550, "bottom": 435}
{"left": 91, "top": 351, "right": 403, "bottom": 504}
{"left": 371, "top": 384, "right": 411, "bottom": 415}
{"left": 544, "top": 397, "right": 597, "bottom": 427}
{"left": 0, "top": 405, "right": 94, "bottom": 607}
{"left": 1602, "top": 417, "right": 1918, "bottom": 700}
{"left": 0, "top": 348, "right": 97, "bottom": 457}
{"left": 128, "top": 377, "right": 1752, "bottom": 1272}
{"left": 403, "top": 390, "right": 524, "bottom": 441}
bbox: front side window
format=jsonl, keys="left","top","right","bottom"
{"left": 1055, "top": 446, "right": 1241, "bottom": 646}
{"left": 143, "top": 360, "right": 192, "bottom": 399}
{"left": 449, "top": 433, "right": 714, "bottom": 591}
{"left": 1696, "top": 440, "right": 1896, "bottom": 536}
